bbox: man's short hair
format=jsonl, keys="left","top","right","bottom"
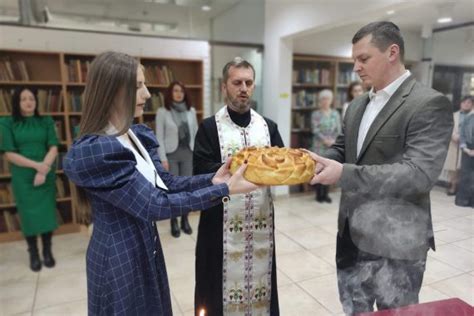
{"left": 461, "top": 95, "right": 473, "bottom": 103}
{"left": 222, "top": 57, "right": 255, "bottom": 83}
{"left": 352, "top": 21, "right": 405, "bottom": 62}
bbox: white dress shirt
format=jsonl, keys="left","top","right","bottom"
{"left": 357, "top": 70, "right": 411, "bottom": 156}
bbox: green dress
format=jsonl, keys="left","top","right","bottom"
{"left": 0, "top": 116, "right": 59, "bottom": 236}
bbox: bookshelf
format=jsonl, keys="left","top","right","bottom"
{"left": 291, "top": 55, "right": 357, "bottom": 193}
{"left": 0, "top": 49, "right": 204, "bottom": 242}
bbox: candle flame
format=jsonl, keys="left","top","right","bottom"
{"left": 199, "top": 309, "right": 206, "bottom": 316}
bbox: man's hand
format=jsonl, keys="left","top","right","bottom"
{"left": 304, "top": 150, "right": 343, "bottom": 185}
{"left": 212, "top": 157, "right": 232, "bottom": 185}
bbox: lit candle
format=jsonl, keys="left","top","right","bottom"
{"left": 199, "top": 309, "right": 206, "bottom": 316}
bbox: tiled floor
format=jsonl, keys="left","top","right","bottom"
{"left": 0, "top": 187, "right": 472, "bottom": 315}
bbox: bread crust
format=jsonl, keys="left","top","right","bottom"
{"left": 230, "top": 146, "right": 316, "bottom": 185}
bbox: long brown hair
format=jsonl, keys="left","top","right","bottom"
{"left": 164, "top": 81, "right": 192, "bottom": 111}
{"left": 73, "top": 51, "right": 138, "bottom": 224}
{"left": 347, "top": 81, "right": 363, "bottom": 102}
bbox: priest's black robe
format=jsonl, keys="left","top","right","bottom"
{"left": 193, "top": 108, "right": 284, "bottom": 316}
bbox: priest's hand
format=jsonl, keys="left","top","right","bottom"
{"left": 212, "top": 157, "right": 232, "bottom": 185}
{"left": 226, "top": 163, "right": 261, "bottom": 195}
{"left": 304, "top": 150, "right": 343, "bottom": 185}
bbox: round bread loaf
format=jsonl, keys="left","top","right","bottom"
{"left": 229, "top": 146, "right": 315, "bottom": 185}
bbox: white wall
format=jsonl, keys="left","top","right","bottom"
{"left": 0, "top": 25, "right": 212, "bottom": 116}
{"left": 211, "top": 0, "right": 264, "bottom": 44}
{"left": 293, "top": 24, "right": 423, "bottom": 62}
{"left": 433, "top": 26, "right": 474, "bottom": 66}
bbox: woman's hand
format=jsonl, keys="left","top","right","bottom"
{"left": 226, "top": 163, "right": 261, "bottom": 195}
{"left": 35, "top": 162, "right": 50, "bottom": 175}
{"left": 212, "top": 157, "right": 232, "bottom": 185}
{"left": 161, "top": 160, "right": 170, "bottom": 171}
{"left": 33, "top": 173, "right": 46, "bottom": 186}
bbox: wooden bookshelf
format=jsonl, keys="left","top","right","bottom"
{"left": 290, "top": 54, "right": 358, "bottom": 193}
{"left": 0, "top": 49, "right": 204, "bottom": 242}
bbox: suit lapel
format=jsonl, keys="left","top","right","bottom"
{"left": 347, "top": 94, "right": 369, "bottom": 163}
{"left": 356, "top": 76, "right": 416, "bottom": 163}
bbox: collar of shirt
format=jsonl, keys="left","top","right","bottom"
{"left": 368, "top": 70, "right": 411, "bottom": 101}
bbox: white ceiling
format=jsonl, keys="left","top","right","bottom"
{"left": 0, "top": 0, "right": 472, "bottom": 38}
{"left": 0, "top": 0, "right": 244, "bottom": 36}
{"left": 385, "top": 0, "right": 474, "bottom": 32}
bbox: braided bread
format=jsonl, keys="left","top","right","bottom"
{"left": 229, "top": 146, "right": 316, "bottom": 185}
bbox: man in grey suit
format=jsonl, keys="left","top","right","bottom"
{"left": 306, "top": 22, "right": 453, "bottom": 314}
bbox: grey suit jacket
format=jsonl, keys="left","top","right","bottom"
{"left": 325, "top": 75, "right": 453, "bottom": 260}
{"left": 155, "top": 107, "right": 198, "bottom": 161}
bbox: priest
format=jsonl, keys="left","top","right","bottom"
{"left": 193, "top": 57, "right": 283, "bottom": 316}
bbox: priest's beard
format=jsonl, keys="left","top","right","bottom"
{"left": 226, "top": 93, "right": 251, "bottom": 114}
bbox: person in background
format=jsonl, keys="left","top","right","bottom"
{"left": 342, "top": 81, "right": 364, "bottom": 119}
{"left": 455, "top": 104, "right": 474, "bottom": 207}
{"left": 63, "top": 51, "right": 257, "bottom": 315}
{"left": 155, "top": 81, "right": 198, "bottom": 237}
{"left": 443, "top": 95, "right": 473, "bottom": 195}
{"left": 0, "top": 87, "right": 59, "bottom": 272}
{"left": 311, "top": 89, "right": 341, "bottom": 203}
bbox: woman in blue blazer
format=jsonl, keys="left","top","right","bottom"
{"left": 64, "top": 51, "right": 256, "bottom": 316}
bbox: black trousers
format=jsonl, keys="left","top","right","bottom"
{"left": 336, "top": 221, "right": 426, "bottom": 315}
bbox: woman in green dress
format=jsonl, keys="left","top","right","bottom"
{"left": 0, "top": 87, "right": 59, "bottom": 272}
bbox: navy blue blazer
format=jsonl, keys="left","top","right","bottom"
{"left": 64, "top": 124, "right": 228, "bottom": 316}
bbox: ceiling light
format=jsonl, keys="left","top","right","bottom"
{"left": 201, "top": 5, "right": 211, "bottom": 11}
{"left": 386, "top": 10, "right": 395, "bottom": 15}
{"left": 436, "top": 2, "right": 455, "bottom": 24}
{"left": 437, "top": 17, "right": 453, "bottom": 24}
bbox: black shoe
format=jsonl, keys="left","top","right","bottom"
{"left": 29, "top": 250, "right": 42, "bottom": 272}
{"left": 447, "top": 191, "right": 456, "bottom": 196}
{"left": 41, "top": 232, "right": 55, "bottom": 268}
{"left": 43, "top": 249, "right": 56, "bottom": 268}
{"left": 171, "top": 218, "right": 180, "bottom": 238}
{"left": 181, "top": 215, "right": 192, "bottom": 235}
{"left": 26, "top": 236, "right": 42, "bottom": 272}
{"left": 324, "top": 196, "right": 332, "bottom": 203}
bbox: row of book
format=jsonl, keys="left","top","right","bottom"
{"left": 0, "top": 90, "right": 12, "bottom": 113}
{"left": 67, "top": 91, "right": 84, "bottom": 112}
{"left": 144, "top": 65, "right": 175, "bottom": 85}
{"left": 0, "top": 60, "right": 30, "bottom": 81}
{"left": 0, "top": 184, "right": 14, "bottom": 204}
{"left": 292, "top": 112, "right": 312, "bottom": 130}
{"left": 145, "top": 92, "right": 164, "bottom": 112}
{"left": 335, "top": 90, "right": 348, "bottom": 109}
{"left": 0, "top": 155, "right": 10, "bottom": 174}
{"left": 54, "top": 120, "right": 66, "bottom": 142}
{"left": 0, "top": 207, "right": 72, "bottom": 232}
{"left": 293, "top": 68, "right": 331, "bottom": 85}
{"left": 292, "top": 90, "right": 319, "bottom": 108}
{"left": 338, "top": 70, "right": 359, "bottom": 85}
{"left": 37, "top": 90, "right": 62, "bottom": 112}
{"left": 67, "top": 59, "right": 90, "bottom": 83}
